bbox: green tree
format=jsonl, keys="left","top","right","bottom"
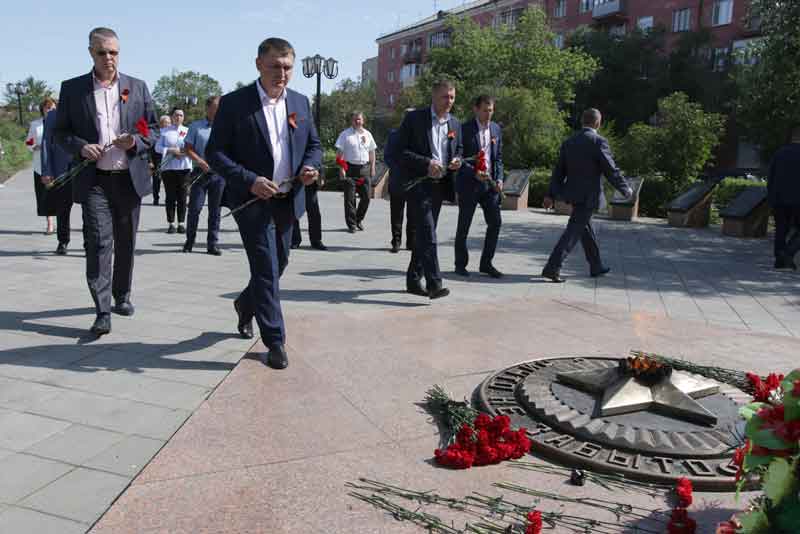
{"left": 317, "top": 78, "right": 378, "bottom": 148}
{"left": 736, "top": 0, "right": 800, "bottom": 160}
{"left": 152, "top": 70, "right": 223, "bottom": 123}
{"left": 2, "top": 77, "right": 54, "bottom": 125}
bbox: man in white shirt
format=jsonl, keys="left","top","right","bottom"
{"left": 335, "top": 111, "right": 376, "bottom": 233}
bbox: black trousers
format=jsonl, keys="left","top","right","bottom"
{"left": 56, "top": 204, "right": 72, "bottom": 245}
{"left": 545, "top": 203, "right": 602, "bottom": 273}
{"left": 390, "top": 192, "right": 415, "bottom": 249}
{"left": 407, "top": 183, "right": 445, "bottom": 289}
{"left": 454, "top": 189, "right": 502, "bottom": 270}
{"left": 162, "top": 169, "right": 190, "bottom": 223}
{"left": 82, "top": 172, "right": 141, "bottom": 315}
{"left": 343, "top": 164, "right": 370, "bottom": 230}
{"left": 773, "top": 206, "right": 800, "bottom": 260}
{"left": 292, "top": 183, "right": 322, "bottom": 246}
{"left": 233, "top": 199, "right": 292, "bottom": 346}
{"left": 186, "top": 173, "right": 225, "bottom": 247}
{"left": 151, "top": 153, "right": 162, "bottom": 202}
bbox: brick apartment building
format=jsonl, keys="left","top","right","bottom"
{"left": 374, "top": 0, "right": 762, "bottom": 166}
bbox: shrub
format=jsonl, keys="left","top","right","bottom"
{"left": 0, "top": 118, "right": 32, "bottom": 181}
{"left": 636, "top": 173, "right": 678, "bottom": 218}
{"left": 527, "top": 168, "right": 552, "bottom": 207}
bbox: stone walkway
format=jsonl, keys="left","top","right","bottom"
{"left": 0, "top": 166, "right": 798, "bottom": 533}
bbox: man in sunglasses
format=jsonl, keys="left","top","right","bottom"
{"left": 55, "top": 27, "right": 156, "bottom": 336}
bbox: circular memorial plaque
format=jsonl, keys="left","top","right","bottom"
{"left": 477, "top": 356, "right": 752, "bottom": 490}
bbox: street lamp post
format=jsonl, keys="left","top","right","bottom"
{"left": 301, "top": 54, "right": 339, "bottom": 132}
{"left": 6, "top": 82, "right": 29, "bottom": 126}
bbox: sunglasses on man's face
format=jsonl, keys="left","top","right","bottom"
{"left": 94, "top": 50, "right": 119, "bottom": 57}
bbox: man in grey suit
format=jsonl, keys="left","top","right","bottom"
{"left": 55, "top": 27, "right": 156, "bottom": 335}
{"left": 542, "top": 108, "right": 631, "bottom": 282}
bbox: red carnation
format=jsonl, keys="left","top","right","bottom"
{"left": 288, "top": 112, "right": 297, "bottom": 130}
{"left": 179, "top": 130, "right": 187, "bottom": 137}
{"left": 525, "top": 510, "right": 542, "bottom": 534}
{"left": 675, "top": 478, "right": 693, "bottom": 508}
{"left": 667, "top": 508, "right": 697, "bottom": 534}
{"left": 120, "top": 88, "right": 130, "bottom": 103}
{"left": 732, "top": 442, "right": 747, "bottom": 481}
{"left": 447, "top": 130, "right": 455, "bottom": 139}
{"left": 475, "top": 149, "right": 488, "bottom": 173}
{"left": 25, "top": 138, "right": 35, "bottom": 146}
{"left": 135, "top": 117, "right": 150, "bottom": 138}
{"left": 335, "top": 155, "right": 349, "bottom": 172}
{"left": 716, "top": 519, "right": 740, "bottom": 534}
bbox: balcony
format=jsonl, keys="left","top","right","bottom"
{"left": 593, "top": 0, "right": 625, "bottom": 20}
{"left": 402, "top": 48, "right": 422, "bottom": 64}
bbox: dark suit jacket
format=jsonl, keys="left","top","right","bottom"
{"left": 457, "top": 118, "right": 503, "bottom": 199}
{"left": 206, "top": 83, "right": 322, "bottom": 227}
{"left": 393, "top": 107, "right": 462, "bottom": 202}
{"left": 548, "top": 127, "right": 628, "bottom": 209}
{"left": 41, "top": 109, "right": 72, "bottom": 178}
{"left": 54, "top": 72, "right": 156, "bottom": 203}
{"left": 768, "top": 143, "right": 800, "bottom": 207}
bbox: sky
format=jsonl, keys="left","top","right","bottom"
{"left": 1, "top": 0, "right": 471, "bottom": 99}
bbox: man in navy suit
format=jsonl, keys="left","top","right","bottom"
{"left": 55, "top": 27, "right": 157, "bottom": 335}
{"left": 206, "top": 37, "right": 322, "bottom": 369}
{"left": 454, "top": 95, "right": 504, "bottom": 278}
{"left": 542, "top": 108, "right": 632, "bottom": 282}
{"left": 393, "top": 79, "right": 463, "bottom": 299}
{"left": 768, "top": 126, "right": 800, "bottom": 269}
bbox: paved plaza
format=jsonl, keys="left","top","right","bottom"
{"left": 1, "top": 166, "right": 798, "bottom": 533}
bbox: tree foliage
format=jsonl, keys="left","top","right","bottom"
{"left": 736, "top": 0, "right": 800, "bottom": 159}
{"left": 152, "top": 70, "right": 223, "bottom": 122}
{"left": 317, "top": 79, "right": 380, "bottom": 148}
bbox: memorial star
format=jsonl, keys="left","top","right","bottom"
{"left": 556, "top": 366, "right": 720, "bottom": 426}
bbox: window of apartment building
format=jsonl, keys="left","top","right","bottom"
{"left": 609, "top": 24, "right": 626, "bottom": 38}
{"left": 712, "top": 0, "right": 734, "bottom": 27}
{"left": 400, "top": 64, "right": 422, "bottom": 82}
{"left": 389, "top": 94, "right": 395, "bottom": 106}
{"left": 672, "top": 8, "right": 691, "bottom": 32}
{"left": 732, "top": 38, "right": 761, "bottom": 65}
{"left": 637, "top": 16, "right": 654, "bottom": 32}
{"left": 388, "top": 70, "right": 395, "bottom": 82}
{"left": 495, "top": 8, "right": 523, "bottom": 28}
{"left": 390, "top": 47, "right": 396, "bottom": 59}
{"left": 711, "top": 47, "right": 729, "bottom": 71}
{"left": 554, "top": 0, "right": 566, "bottom": 18}
{"left": 429, "top": 30, "right": 451, "bottom": 49}
{"left": 553, "top": 33, "right": 565, "bottom": 49}
{"left": 579, "top": 0, "right": 593, "bottom": 14}
{"left": 400, "top": 43, "right": 408, "bottom": 56}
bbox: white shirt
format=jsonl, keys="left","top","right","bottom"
{"left": 155, "top": 125, "right": 193, "bottom": 171}
{"left": 430, "top": 106, "right": 450, "bottom": 169}
{"left": 256, "top": 80, "right": 293, "bottom": 193}
{"left": 92, "top": 73, "right": 128, "bottom": 171}
{"left": 25, "top": 118, "right": 44, "bottom": 174}
{"left": 477, "top": 120, "right": 492, "bottom": 173}
{"left": 335, "top": 127, "right": 376, "bottom": 165}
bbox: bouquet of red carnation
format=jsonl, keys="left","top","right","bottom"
{"left": 25, "top": 137, "right": 35, "bottom": 146}
{"left": 335, "top": 155, "right": 349, "bottom": 173}
{"left": 434, "top": 413, "right": 531, "bottom": 469}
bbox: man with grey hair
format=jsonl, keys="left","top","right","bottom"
{"left": 541, "top": 108, "right": 632, "bottom": 283}
{"left": 55, "top": 27, "right": 156, "bottom": 335}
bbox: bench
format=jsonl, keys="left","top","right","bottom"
{"left": 369, "top": 161, "right": 389, "bottom": 199}
{"left": 667, "top": 175, "right": 724, "bottom": 228}
{"left": 609, "top": 176, "right": 644, "bottom": 221}
{"left": 719, "top": 186, "right": 769, "bottom": 237}
{"left": 500, "top": 169, "right": 531, "bottom": 211}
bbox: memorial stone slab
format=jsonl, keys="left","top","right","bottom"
{"left": 668, "top": 176, "right": 724, "bottom": 228}
{"left": 719, "top": 186, "right": 769, "bottom": 238}
{"left": 501, "top": 169, "right": 531, "bottom": 211}
{"left": 609, "top": 176, "right": 644, "bottom": 221}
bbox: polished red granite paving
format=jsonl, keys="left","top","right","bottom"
{"left": 91, "top": 297, "right": 799, "bottom": 533}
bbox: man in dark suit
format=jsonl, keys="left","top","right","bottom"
{"left": 55, "top": 27, "right": 156, "bottom": 335}
{"left": 385, "top": 126, "right": 415, "bottom": 253}
{"left": 454, "top": 94, "right": 504, "bottom": 278}
{"left": 768, "top": 126, "right": 800, "bottom": 270}
{"left": 206, "top": 37, "right": 322, "bottom": 369}
{"left": 41, "top": 106, "right": 74, "bottom": 255}
{"left": 393, "top": 79, "right": 462, "bottom": 299}
{"left": 290, "top": 180, "right": 325, "bottom": 250}
{"left": 542, "top": 108, "right": 632, "bottom": 282}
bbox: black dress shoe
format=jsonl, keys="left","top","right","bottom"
{"left": 541, "top": 269, "right": 565, "bottom": 283}
{"left": 90, "top": 314, "right": 111, "bottom": 336}
{"left": 454, "top": 266, "right": 470, "bottom": 277}
{"left": 347, "top": 227, "right": 357, "bottom": 234}
{"left": 113, "top": 300, "right": 135, "bottom": 316}
{"left": 233, "top": 299, "right": 254, "bottom": 339}
{"left": 182, "top": 240, "right": 194, "bottom": 253}
{"left": 356, "top": 222, "right": 364, "bottom": 231}
{"left": 390, "top": 243, "right": 399, "bottom": 253}
{"left": 310, "top": 242, "right": 328, "bottom": 251}
{"left": 480, "top": 264, "right": 504, "bottom": 278}
{"left": 167, "top": 224, "right": 176, "bottom": 234}
{"left": 177, "top": 224, "right": 186, "bottom": 234}
{"left": 207, "top": 245, "right": 222, "bottom": 256}
{"left": 265, "top": 344, "right": 289, "bottom": 369}
{"left": 55, "top": 243, "right": 67, "bottom": 255}
{"left": 406, "top": 283, "right": 428, "bottom": 297}
{"left": 591, "top": 266, "right": 611, "bottom": 278}
{"left": 428, "top": 286, "right": 450, "bottom": 300}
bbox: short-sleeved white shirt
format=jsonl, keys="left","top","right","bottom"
{"left": 335, "top": 127, "right": 377, "bottom": 165}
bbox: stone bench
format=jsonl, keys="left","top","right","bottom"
{"left": 369, "top": 161, "right": 389, "bottom": 199}
{"left": 719, "top": 186, "right": 769, "bottom": 237}
{"left": 667, "top": 175, "right": 724, "bottom": 228}
{"left": 500, "top": 169, "right": 531, "bottom": 211}
{"left": 608, "top": 176, "right": 644, "bottom": 221}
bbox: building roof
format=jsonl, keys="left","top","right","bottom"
{"left": 376, "top": 0, "right": 495, "bottom": 42}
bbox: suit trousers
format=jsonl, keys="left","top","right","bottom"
{"left": 233, "top": 199, "right": 293, "bottom": 346}
{"left": 292, "top": 183, "right": 322, "bottom": 246}
{"left": 162, "top": 169, "right": 190, "bottom": 223}
{"left": 773, "top": 206, "right": 800, "bottom": 259}
{"left": 57, "top": 204, "right": 72, "bottom": 245}
{"left": 390, "top": 192, "right": 415, "bottom": 249}
{"left": 343, "top": 164, "right": 370, "bottom": 230}
{"left": 407, "top": 183, "right": 445, "bottom": 288}
{"left": 545, "top": 203, "right": 602, "bottom": 273}
{"left": 454, "top": 188, "right": 502, "bottom": 270}
{"left": 81, "top": 172, "right": 141, "bottom": 315}
{"left": 186, "top": 173, "right": 225, "bottom": 247}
